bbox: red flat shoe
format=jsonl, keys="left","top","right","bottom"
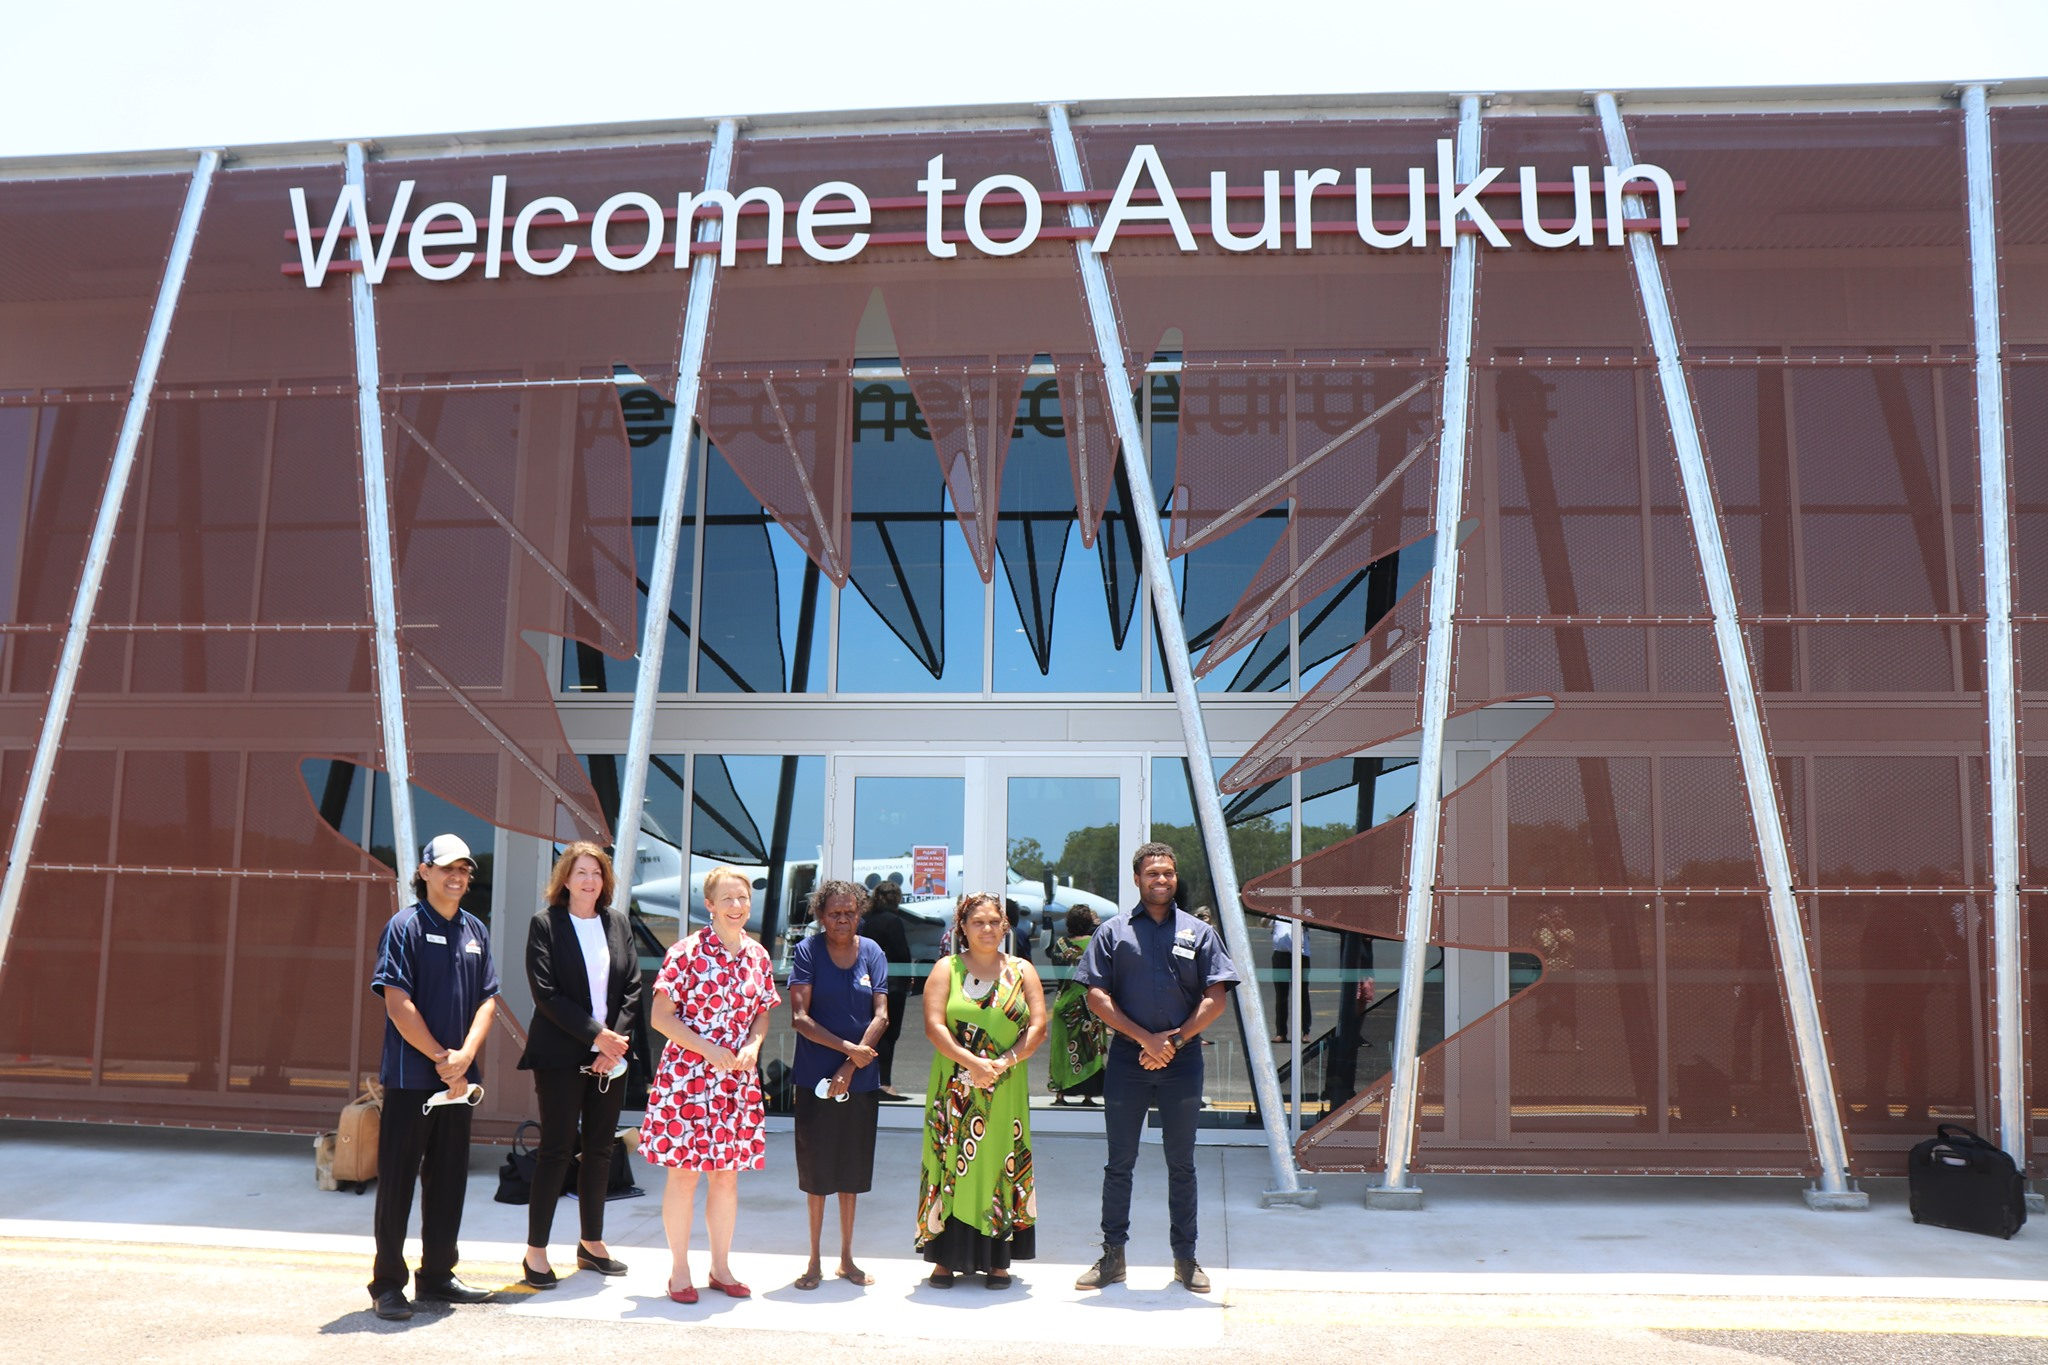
{"left": 668, "top": 1284, "right": 698, "bottom": 1304}
{"left": 706, "top": 1275, "right": 751, "bottom": 1299}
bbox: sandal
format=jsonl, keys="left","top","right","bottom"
{"left": 836, "top": 1266, "right": 874, "bottom": 1286}
{"left": 794, "top": 1268, "right": 823, "bottom": 1291}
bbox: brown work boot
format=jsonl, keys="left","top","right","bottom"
{"left": 1075, "top": 1246, "right": 1126, "bottom": 1289}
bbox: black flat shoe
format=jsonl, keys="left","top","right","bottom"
{"left": 522, "top": 1262, "right": 558, "bottom": 1289}
{"left": 577, "top": 1246, "right": 628, "bottom": 1276}
{"left": 373, "top": 1289, "right": 413, "bottom": 1321}
{"left": 415, "top": 1276, "right": 492, "bottom": 1304}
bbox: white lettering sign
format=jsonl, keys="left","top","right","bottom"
{"left": 285, "top": 143, "right": 1684, "bottom": 285}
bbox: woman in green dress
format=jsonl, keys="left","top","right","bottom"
{"left": 917, "top": 892, "right": 1047, "bottom": 1289}
{"left": 1047, "top": 905, "right": 1106, "bottom": 1106}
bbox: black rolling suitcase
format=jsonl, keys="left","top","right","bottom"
{"left": 1907, "top": 1124, "right": 2027, "bottom": 1239}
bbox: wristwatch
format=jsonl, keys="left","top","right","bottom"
{"left": 1165, "top": 1030, "right": 1184, "bottom": 1053}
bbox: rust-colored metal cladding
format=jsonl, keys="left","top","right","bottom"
{"left": 900, "top": 354, "right": 1032, "bottom": 582}
{"left": 385, "top": 382, "right": 630, "bottom": 845}
{"left": 1, "top": 170, "right": 191, "bottom": 850}
{"left": 702, "top": 367, "right": 854, "bottom": 585}
{"left": 697, "top": 130, "right": 1095, "bottom": 584}
{"left": 1995, "top": 108, "right": 2048, "bottom": 1155}
{"left": 1225, "top": 589, "right": 1428, "bottom": 792}
{"left": 0, "top": 172, "right": 190, "bottom": 391}
{"left": 361, "top": 144, "right": 711, "bottom": 388}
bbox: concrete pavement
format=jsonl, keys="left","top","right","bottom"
{"left": 0, "top": 1116, "right": 2043, "bottom": 1359}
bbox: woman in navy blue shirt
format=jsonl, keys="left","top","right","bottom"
{"left": 786, "top": 880, "right": 890, "bottom": 1290}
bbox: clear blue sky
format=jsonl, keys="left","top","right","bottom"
{"left": 3, "top": 0, "right": 2042, "bottom": 158}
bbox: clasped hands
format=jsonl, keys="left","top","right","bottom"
{"left": 705, "top": 1037, "right": 764, "bottom": 1072}
{"left": 430, "top": 1045, "right": 473, "bottom": 1089}
{"left": 960, "top": 1051, "right": 1017, "bottom": 1091}
{"left": 1138, "top": 1031, "right": 1179, "bottom": 1071}
{"left": 824, "top": 1040, "right": 878, "bottom": 1099}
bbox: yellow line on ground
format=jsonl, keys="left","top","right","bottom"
{"left": 0, "top": 1237, "right": 537, "bottom": 1294}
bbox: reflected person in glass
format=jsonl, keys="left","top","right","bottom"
{"left": 639, "top": 866, "right": 782, "bottom": 1303}
{"left": 916, "top": 893, "right": 1047, "bottom": 1289}
{"left": 517, "top": 841, "right": 642, "bottom": 1288}
{"left": 1048, "top": 905, "right": 1106, "bottom": 1106}
{"left": 859, "top": 880, "right": 914, "bottom": 1100}
{"left": 787, "top": 880, "right": 890, "bottom": 1290}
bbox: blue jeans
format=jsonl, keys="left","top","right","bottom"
{"left": 1099, "top": 1043, "right": 1203, "bottom": 1259}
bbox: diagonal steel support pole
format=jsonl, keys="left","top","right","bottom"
{"left": 0, "top": 150, "right": 218, "bottom": 972}
{"left": 615, "top": 120, "right": 740, "bottom": 879}
{"left": 1595, "top": 92, "right": 1862, "bottom": 1207}
{"left": 1371, "top": 95, "right": 1486, "bottom": 1210}
{"left": 1045, "top": 102, "right": 1313, "bottom": 1206}
{"left": 1959, "top": 83, "right": 2028, "bottom": 1174}
{"left": 348, "top": 141, "right": 419, "bottom": 896}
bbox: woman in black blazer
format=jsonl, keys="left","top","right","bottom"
{"left": 518, "top": 840, "right": 643, "bottom": 1287}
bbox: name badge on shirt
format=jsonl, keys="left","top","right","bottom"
{"left": 425, "top": 933, "right": 448, "bottom": 945}
{"left": 464, "top": 941, "right": 483, "bottom": 955}
{"left": 1173, "top": 944, "right": 1197, "bottom": 960}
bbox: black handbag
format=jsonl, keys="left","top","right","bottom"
{"left": 1907, "top": 1123, "right": 2027, "bottom": 1239}
{"left": 566, "top": 1130, "right": 644, "bottom": 1201}
{"left": 493, "top": 1120, "right": 540, "bottom": 1205}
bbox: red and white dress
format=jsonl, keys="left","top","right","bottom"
{"left": 638, "top": 929, "right": 782, "bottom": 1171}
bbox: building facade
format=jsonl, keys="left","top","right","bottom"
{"left": 0, "top": 82, "right": 2043, "bottom": 1197}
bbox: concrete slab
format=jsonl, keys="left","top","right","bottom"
{"left": 1, "top": 1114, "right": 2042, "bottom": 1349}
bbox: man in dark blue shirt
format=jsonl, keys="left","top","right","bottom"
{"left": 366, "top": 834, "right": 500, "bottom": 1322}
{"left": 1072, "top": 841, "right": 1240, "bottom": 1294}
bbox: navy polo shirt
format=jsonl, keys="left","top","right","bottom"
{"left": 1074, "top": 904, "right": 1239, "bottom": 1057}
{"left": 371, "top": 902, "right": 500, "bottom": 1090}
{"left": 787, "top": 934, "right": 889, "bottom": 1092}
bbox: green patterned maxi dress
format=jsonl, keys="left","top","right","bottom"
{"left": 915, "top": 955, "right": 1037, "bottom": 1271}
{"left": 1047, "top": 932, "right": 1106, "bottom": 1099}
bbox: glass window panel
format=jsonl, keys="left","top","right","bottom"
{"left": 699, "top": 447, "right": 829, "bottom": 694}
{"left": 1006, "top": 775, "right": 1122, "bottom": 910}
{"left": 838, "top": 378, "right": 984, "bottom": 692}
{"left": 688, "top": 754, "right": 824, "bottom": 949}
{"left": 993, "top": 376, "right": 1139, "bottom": 692}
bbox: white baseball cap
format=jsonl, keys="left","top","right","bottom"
{"left": 420, "top": 834, "right": 476, "bottom": 868}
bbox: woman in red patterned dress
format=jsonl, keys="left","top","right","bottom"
{"left": 640, "top": 865, "right": 781, "bottom": 1303}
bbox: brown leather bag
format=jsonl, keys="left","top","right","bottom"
{"left": 329, "top": 1080, "right": 384, "bottom": 1189}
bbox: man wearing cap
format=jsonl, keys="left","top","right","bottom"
{"left": 367, "top": 834, "right": 501, "bottom": 1322}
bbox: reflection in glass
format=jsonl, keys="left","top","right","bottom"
{"left": 993, "top": 376, "right": 1139, "bottom": 692}
{"left": 700, "top": 448, "right": 828, "bottom": 694}
{"left": 1005, "top": 776, "right": 1122, "bottom": 919}
{"left": 838, "top": 379, "right": 984, "bottom": 692}
{"left": 687, "top": 754, "right": 825, "bottom": 952}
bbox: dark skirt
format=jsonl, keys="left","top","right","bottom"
{"left": 919, "top": 1215, "right": 1037, "bottom": 1272}
{"left": 793, "top": 1089, "right": 880, "bottom": 1194}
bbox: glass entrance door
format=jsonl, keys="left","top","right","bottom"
{"left": 822, "top": 754, "right": 1140, "bottom": 1111}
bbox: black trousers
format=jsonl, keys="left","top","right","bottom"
{"left": 1271, "top": 952, "right": 1311, "bottom": 1038}
{"left": 876, "top": 984, "right": 909, "bottom": 1087}
{"left": 527, "top": 1064, "right": 629, "bottom": 1246}
{"left": 369, "top": 1088, "right": 473, "bottom": 1297}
